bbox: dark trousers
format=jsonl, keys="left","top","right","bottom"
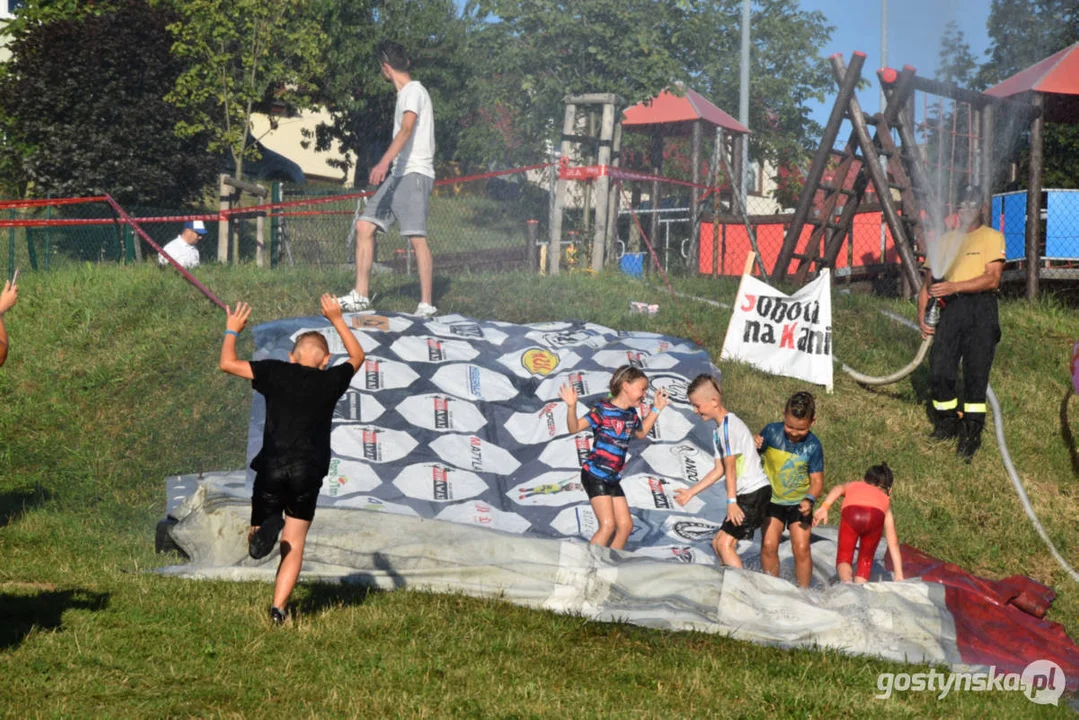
{"left": 928, "top": 293, "right": 1001, "bottom": 434}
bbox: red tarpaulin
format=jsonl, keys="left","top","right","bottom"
{"left": 893, "top": 545, "right": 1079, "bottom": 688}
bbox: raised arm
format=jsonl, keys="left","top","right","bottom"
{"left": 0, "top": 279, "right": 17, "bottom": 368}
{"left": 321, "top": 294, "right": 365, "bottom": 372}
{"left": 633, "top": 389, "right": 669, "bottom": 439}
{"left": 219, "top": 302, "right": 254, "bottom": 380}
{"left": 559, "top": 384, "right": 587, "bottom": 434}
{"left": 884, "top": 508, "right": 904, "bottom": 581}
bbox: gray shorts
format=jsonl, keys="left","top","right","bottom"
{"left": 359, "top": 173, "right": 433, "bottom": 237}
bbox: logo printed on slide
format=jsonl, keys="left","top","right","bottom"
{"left": 362, "top": 428, "right": 382, "bottom": 461}
{"left": 351, "top": 315, "right": 390, "bottom": 331}
{"left": 433, "top": 396, "right": 451, "bottom": 430}
{"left": 649, "top": 373, "right": 690, "bottom": 404}
{"left": 680, "top": 455, "right": 702, "bottom": 484}
{"left": 432, "top": 464, "right": 450, "bottom": 501}
{"left": 626, "top": 351, "right": 646, "bottom": 368}
{"left": 334, "top": 390, "right": 363, "bottom": 421}
{"left": 467, "top": 366, "right": 483, "bottom": 397}
{"left": 427, "top": 338, "right": 446, "bottom": 362}
{"left": 364, "top": 359, "right": 382, "bottom": 390}
{"left": 539, "top": 329, "right": 599, "bottom": 348}
{"left": 647, "top": 476, "right": 671, "bottom": 509}
{"left": 540, "top": 402, "right": 558, "bottom": 438}
{"left": 469, "top": 436, "right": 483, "bottom": 471}
{"left": 448, "top": 321, "right": 483, "bottom": 338}
{"left": 569, "top": 371, "right": 585, "bottom": 395}
{"left": 671, "top": 520, "right": 718, "bottom": 541}
{"left": 574, "top": 435, "right": 591, "bottom": 466}
{"left": 522, "top": 348, "right": 560, "bottom": 376}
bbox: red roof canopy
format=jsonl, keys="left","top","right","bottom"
{"left": 985, "top": 42, "right": 1079, "bottom": 99}
{"left": 622, "top": 87, "right": 749, "bottom": 135}
{"left": 985, "top": 43, "right": 1079, "bottom": 124}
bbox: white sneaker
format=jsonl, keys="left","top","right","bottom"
{"left": 414, "top": 302, "right": 438, "bottom": 318}
{"left": 337, "top": 290, "right": 371, "bottom": 312}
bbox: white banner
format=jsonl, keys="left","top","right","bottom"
{"left": 721, "top": 269, "right": 833, "bottom": 390}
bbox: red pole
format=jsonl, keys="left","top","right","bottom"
{"left": 104, "top": 195, "right": 227, "bottom": 311}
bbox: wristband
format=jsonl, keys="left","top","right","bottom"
{"left": 653, "top": 405, "right": 664, "bottom": 415}
{"left": 803, "top": 493, "right": 816, "bottom": 503}
{"left": 224, "top": 330, "right": 240, "bottom": 338}
{"left": 727, "top": 497, "right": 737, "bottom": 505}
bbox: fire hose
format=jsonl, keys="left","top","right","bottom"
{"left": 842, "top": 310, "right": 1079, "bottom": 583}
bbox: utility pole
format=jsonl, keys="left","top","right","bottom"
{"left": 739, "top": 0, "right": 751, "bottom": 208}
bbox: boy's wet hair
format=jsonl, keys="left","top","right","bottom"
{"left": 784, "top": 391, "right": 815, "bottom": 420}
{"left": 687, "top": 374, "right": 721, "bottom": 398}
{"left": 609, "top": 365, "right": 647, "bottom": 397}
{"left": 864, "top": 462, "right": 894, "bottom": 492}
{"left": 376, "top": 40, "right": 409, "bottom": 71}
{"left": 293, "top": 331, "right": 329, "bottom": 355}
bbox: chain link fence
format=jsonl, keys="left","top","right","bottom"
{"left": 4, "top": 178, "right": 1078, "bottom": 286}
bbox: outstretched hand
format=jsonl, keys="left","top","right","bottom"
{"left": 812, "top": 505, "right": 829, "bottom": 527}
{"left": 0, "top": 280, "right": 17, "bottom": 314}
{"left": 226, "top": 302, "right": 251, "bottom": 334}
{"left": 321, "top": 293, "right": 343, "bottom": 322}
{"left": 558, "top": 383, "right": 578, "bottom": 406}
{"left": 673, "top": 487, "right": 694, "bottom": 507}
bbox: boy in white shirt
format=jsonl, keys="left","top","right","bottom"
{"left": 338, "top": 40, "right": 437, "bottom": 318}
{"left": 158, "top": 220, "right": 207, "bottom": 269}
{"left": 675, "top": 375, "right": 772, "bottom": 569}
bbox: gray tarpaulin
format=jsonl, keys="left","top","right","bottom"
{"left": 159, "top": 472, "right": 961, "bottom": 668}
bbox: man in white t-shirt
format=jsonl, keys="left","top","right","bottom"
{"left": 338, "top": 41, "right": 437, "bottom": 318}
{"left": 157, "top": 220, "right": 208, "bottom": 269}
{"left": 675, "top": 375, "right": 772, "bottom": 569}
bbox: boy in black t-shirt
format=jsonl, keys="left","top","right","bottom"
{"left": 219, "top": 294, "right": 365, "bottom": 624}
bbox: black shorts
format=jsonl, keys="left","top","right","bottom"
{"left": 718, "top": 484, "right": 772, "bottom": 541}
{"left": 768, "top": 501, "right": 812, "bottom": 530}
{"left": 251, "top": 460, "right": 324, "bottom": 525}
{"left": 581, "top": 469, "right": 625, "bottom": 499}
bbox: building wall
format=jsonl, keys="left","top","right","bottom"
{"left": 249, "top": 107, "right": 357, "bottom": 186}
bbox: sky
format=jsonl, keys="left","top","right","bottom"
{"left": 804, "top": 0, "right": 994, "bottom": 127}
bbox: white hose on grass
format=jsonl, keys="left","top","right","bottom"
{"left": 674, "top": 291, "right": 1079, "bottom": 583}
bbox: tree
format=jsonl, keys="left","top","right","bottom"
{"left": 307, "top": 0, "right": 476, "bottom": 180}
{"left": 0, "top": 0, "right": 215, "bottom": 205}
{"left": 461, "top": 0, "right": 833, "bottom": 175}
{"left": 462, "top": 0, "right": 689, "bottom": 168}
{"left": 165, "top": 0, "right": 327, "bottom": 182}
{"left": 977, "top": 0, "right": 1079, "bottom": 189}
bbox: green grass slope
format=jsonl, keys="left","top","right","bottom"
{"left": 0, "top": 264, "right": 1075, "bottom": 718}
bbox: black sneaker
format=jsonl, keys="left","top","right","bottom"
{"left": 248, "top": 514, "right": 285, "bottom": 559}
{"left": 269, "top": 606, "right": 287, "bottom": 625}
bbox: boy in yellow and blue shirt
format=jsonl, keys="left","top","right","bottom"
{"left": 756, "top": 391, "right": 824, "bottom": 588}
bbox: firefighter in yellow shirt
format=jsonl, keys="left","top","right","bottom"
{"left": 917, "top": 184, "right": 1006, "bottom": 461}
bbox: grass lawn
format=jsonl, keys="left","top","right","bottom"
{"left": 0, "top": 262, "right": 1076, "bottom": 717}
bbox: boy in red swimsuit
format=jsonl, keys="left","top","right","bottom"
{"left": 813, "top": 463, "right": 904, "bottom": 583}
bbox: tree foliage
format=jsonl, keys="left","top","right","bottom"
{"left": 308, "top": 0, "right": 475, "bottom": 180}
{"left": 977, "top": 0, "right": 1079, "bottom": 189}
{"left": 0, "top": 0, "right": 215, "bottom": 204}
{"left": 462, "top": 0, "right": 833, "bottom": 173}
{"left": 165, "top": 0, "right": 326, "bottom": 181}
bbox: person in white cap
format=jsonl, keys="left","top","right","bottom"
{"left": 158, "top": 220, "right": 208, "bottom": 269}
